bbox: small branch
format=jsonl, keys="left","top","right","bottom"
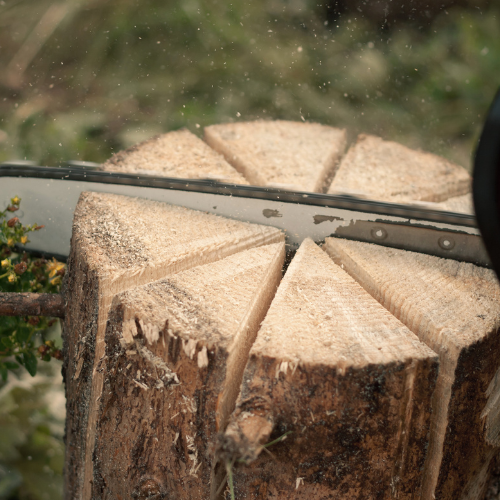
{"left": 0, "top": 293, "right": 65, "bottom": 318}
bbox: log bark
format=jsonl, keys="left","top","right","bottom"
{"left": 62, "top": 119, "right": 498, "bottom": 500}
{"left": 62, "top": 191, "right": 283, "bottom": 500}
{"left": 324, "top": 238, "right": 500, "bottom": 499}
{"left": 0, "top": 292, "right": 64, "bottom": 317}
{"left": 219, "top": 238, "right": 438, "bottom": 499}
{"left": 204, "top": 121, "right": 346, "bottom": 192}
{"left": 91, "top": 242, "right": 284, "bottom": 499}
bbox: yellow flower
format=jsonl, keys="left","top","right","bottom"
{"left": 51, "top": 276, "right": 62, "bottom": 286}
{"left": 46, "top": 258, "right": 65, "bottom": 278}
{"left": 7, "top": 238, "right": 14, "bottom": 247}
{"left": 11, "top": 196, "right": 20, "bottom": 205}
{"left": 20, "top": 236, "right": 28, "bottom": 245}
{"left": 1, "top": 259, "right": 9, "bottom": 268}
{"left": 8, "top": 274, "right": 16, "bottom": 283}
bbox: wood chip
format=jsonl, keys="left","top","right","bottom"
{"left": 328, "top": 134, "right": 471, "bottom": 203}
{"left": 204, "top": 120, "right": 346, "bottom": 192}
{"left": 101, "top": 128, "right": 248, "bottom": 184}
{"left": 324, "top": 237, "right": 500, "bottom": 499}
{"left": 220, "top": 238, "right": 438, "bottom": 499}
{"left": 92, "top": 243, "right": 285, "bottom": 499}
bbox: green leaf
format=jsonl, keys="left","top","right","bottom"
{"left": 1, "top": 336, "right": 14, "bottom": 348}
{"left": 42, "top": 354, "right": 51, "bottom": 362}
{"left": 15, "top": 327, "right": 31, "bottom": 344}
{"left": 0, "top": 363, "right": 7, "bottom": 381}
{"left": 23, "top": 351, "right": 37, "bottom": 376}
{"left": 4, "top": 361, "right": 19, "bottom": 370}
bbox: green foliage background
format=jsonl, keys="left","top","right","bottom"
{"left": 0, "top": 1, "right": 499, "bottom": 498}
{"left": 0, "top": 199, "right": 65, "bottom": 500}
{"left": 0, "top": 0, "right": 499, "bottom": 170}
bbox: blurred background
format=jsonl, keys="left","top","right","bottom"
{"left": 0, "top": 0, "right": 499, "bottom": 498}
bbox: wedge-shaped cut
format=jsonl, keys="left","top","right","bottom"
{"left": 324, "top": 238, "right": 500, "bottom": 500}
{"left": 327, "top": 134, "right": 471, "bottom": 203}
{"left": 435, "top": 193, "right": 474, "bottom": 214}
{"left": 101, "top": 129, "right": 248, "bottom": 184}
{"left": 220, "top": 238, "right": 438, "bottom": 499}
{"left": 62, "top": 191, "right": 284, "bottom": 500}
{"left": 91, "top": 243, "right": 285, "bottom": 500}
{"left": 204, "top": 120, "right": 346, "bottom": 192}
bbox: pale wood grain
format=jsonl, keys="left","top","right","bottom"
{"left": 101, "top": 128, "right": 248, "bottom": 184}
{"left": 204, "top": 120, "right": 346, "bottom": 192}
{"left": 220, "top": 238, "right": 438, "bottom": 499}
{"left": 328, "top": 134, "right": 471, "bottom": 203}
{"left": 92, "top": 242, "right": 285, "bottom": 500}
{"left": 324, "top": 238, "right": 500, "bottom": 500}
{"left": 62, "top": 191, "right": 283, "bottom": 500}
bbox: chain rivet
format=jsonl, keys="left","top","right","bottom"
{"left": 438, "top": 236, "right": 456, "bottom": 250}
{"left": 371, "top": 227, "right": 388, "bottom": 241}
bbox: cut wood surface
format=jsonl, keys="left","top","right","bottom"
{"left": 100, "top": 128, "right": 248, "bottom": 184}
{"left": 324, "top": 238, "right": 500, "bottom": 500}
{"left": 220, "top": 238, "right": 438, "bottom": 499}
{"left": 327, "top": 134, "right": 471, "bottom": 203}
{"left": 92, "top": 242, "right": 285, "bottom": 500}
{"left": 204, "top": 120, "right": 346, "bottom": 192}
{"left": 62, "top": 191, "right": 283, "bottom": 500}
{"left": 435, "top": 193, "right": 474, "bottom": 214}
{"left": 61, "top": 120, "right": 496, "bottom": 500}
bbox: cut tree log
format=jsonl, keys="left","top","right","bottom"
{"left": 219, "top": 238, "right": 438, "bottom": 499}
{"left": 327, "top": 134, "right": 471, "bottom": 203}
{"left": 100, "top": 128, "right": 248, "bottom": 184}
{"left": 62, "top": 191, "right": 283, "bottom": 500}
{"left": 60, "top": 120, "right": 498, "bottom": 500}
{"left": 204, "top": 120, "right": 346, "bottom": 192}
{"left": 91, "top": 242, "right": 285, "bottom": 500}
{"left": 324, "top": 238, "right": 500, "bottom": 500}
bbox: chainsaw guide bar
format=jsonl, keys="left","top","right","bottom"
{"left": 0, "top": 163, "right": 488, "bottom": 266}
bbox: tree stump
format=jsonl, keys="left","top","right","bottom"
{"left": 61, "top": 121, "right": 500, "bottom": 500}
{"left": 62, "top": 191, "right": 283, "bottom": 500}
{"left": 220, "top": 238, "right": 438, "bottom": 499}
{"left": 93, "top": 242, "right": 285, "bottom": 500}
{"left": 324, "top": 238, "right": 500, "bottom": 499}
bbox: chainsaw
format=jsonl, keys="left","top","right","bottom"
{"left": 0, "top": 90, "right": 499, "bottom": 282}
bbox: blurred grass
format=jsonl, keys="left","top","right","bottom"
{"left": 0, "top": 1, "right": 499, "bottom": 499}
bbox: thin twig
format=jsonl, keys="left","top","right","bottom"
{"left": 214, "top": 472, "right": 228, "bottom": 498}
{"left": 0, "top": 292, "right": 65, "bottom": 318}
{"left": 262, "top": 430, "right": 292, "bottom": 448}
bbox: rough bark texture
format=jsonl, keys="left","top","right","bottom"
{"left": 219, "top": 239, "right": 438, "bottom": 499}
{"left": 91, "top": 243, "right": 285, "bottom": 500}
{"left": 0, "top": 292, "right": 64, "bottom": 317}
{"left": 62, "top": 191, "right": 283, "bottom": 500}
{"left": 327, "top": 134, "right": 471, "bottom": 203}
{"left": 60, "top": 119, "right": 491, "bottom": 499}
{"left": 324, "top": 238, "right": 500, "bottom": 500}
{"left": 204, "top": 121, "right": 346, "bottom": 192}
